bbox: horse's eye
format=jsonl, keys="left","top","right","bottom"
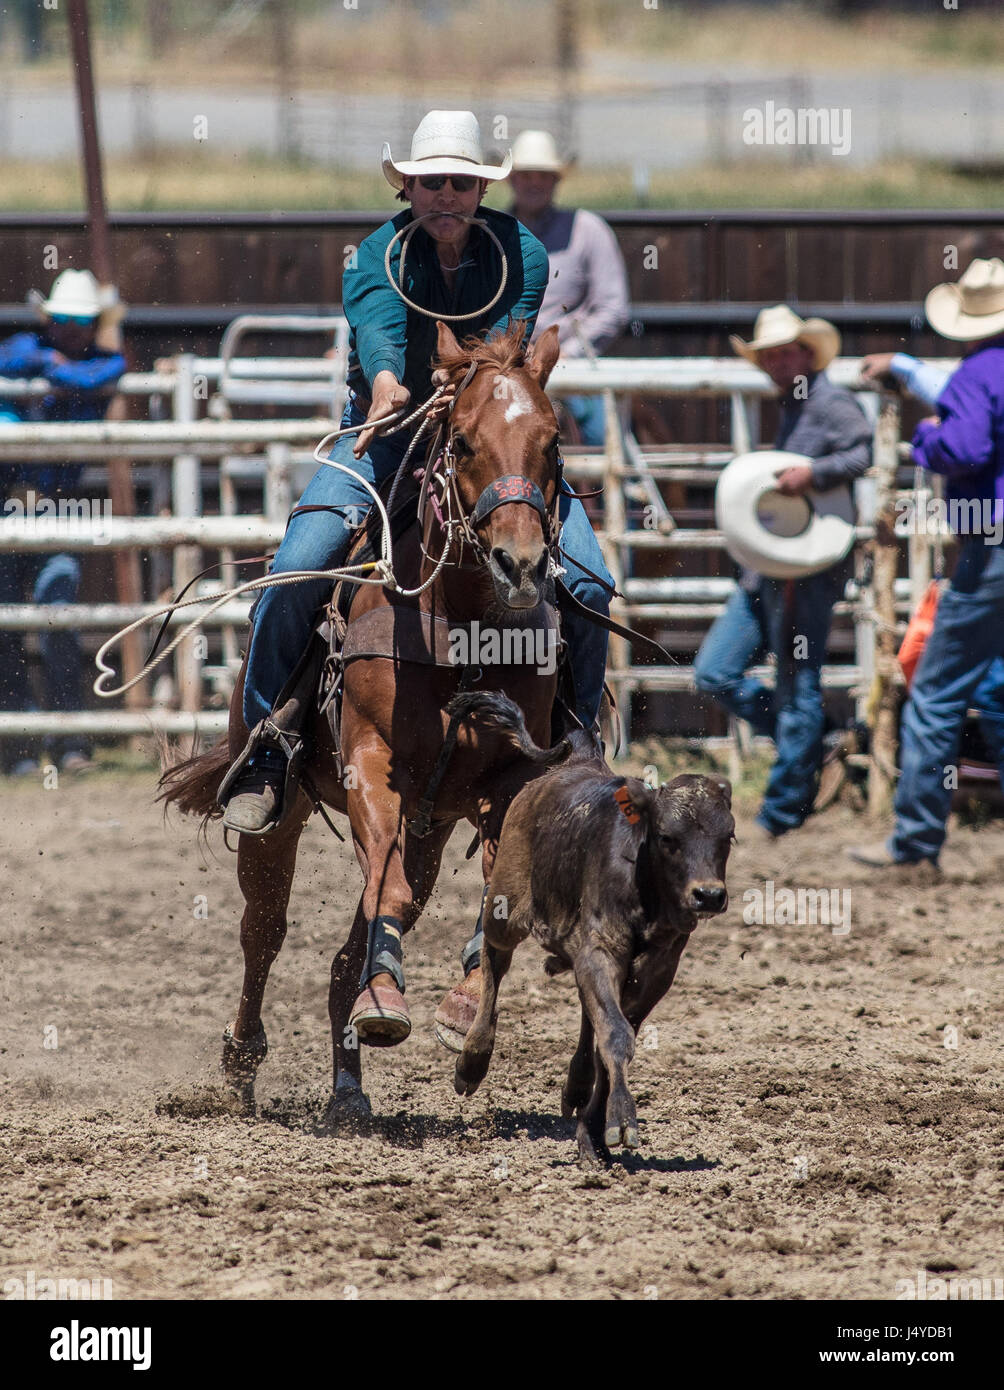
{"left": 452, "top": 433, "right": 470, "bottom": 457}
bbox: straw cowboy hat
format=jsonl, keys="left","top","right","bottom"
{"left": 925, "top": 257, "right": 1004, "bottom": 343}
{"left": 382, "top": 110, "right": 512, "bottom": 190}
{"left": 29, "top": 268, "right": 104, "bottom": 319}
{"left": 715, "top": 449, "right": 856, "bottom": 579}
{"left": 730, "top": 305, "right": 840, "bottom": 371}
{"left": 509, "top": 130, "right": 568, "bottom": 174}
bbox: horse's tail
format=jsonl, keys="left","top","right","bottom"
{"left": 446, "top": 691, "right": 572, "bottom": 765}
{"left": 157, "top": 736, "right": 231, "bottom": 822}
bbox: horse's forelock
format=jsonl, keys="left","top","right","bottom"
{"left": 433, "top": 319, "right": 530, "bottom": 387}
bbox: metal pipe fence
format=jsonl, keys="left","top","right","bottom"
{"left": 0, "top": 348, "right": 952, "bottom": 756}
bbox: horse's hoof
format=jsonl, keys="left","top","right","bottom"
{"left": 434, "top": 968, "right": 481, "bottom": 1054}
{"left": 349, "top": 983, "right": 411, "bottom": 1047}
{"left": 323, "top": 1084, "right": 373, "bottom": 1133}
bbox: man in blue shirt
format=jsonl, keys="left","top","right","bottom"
{"left": 694, "top": 306, "right": 871, "bottom": 839}
{"left": 222, "top": 111, "right": 614, "bottom": 834}
{"left": 0, "top": 269, "right": 125, "bottom": 775}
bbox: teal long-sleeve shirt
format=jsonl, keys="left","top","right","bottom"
{"left": 343, "top": 205, "right": 549, "bottom": 406}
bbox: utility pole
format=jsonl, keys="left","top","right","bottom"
{"left": 555, "top": 0, "right": 579, "bottom": 160}
{"left": 67, "top": 0, "right": 146, "bottom": 707}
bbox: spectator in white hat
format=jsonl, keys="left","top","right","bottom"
{"left": 694, "top": 305, "right": 871, "bottom": 839}
{"left": 507, "top": 130, "right": 629, "bottom": 446}
{"left": 0, "top": 269, "right": 125, "bottom": 776}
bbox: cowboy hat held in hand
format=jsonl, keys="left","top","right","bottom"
{"left": 730, "top": 305, "right": 840, "bottom": 371}
{"left": 382, "top": 110, "right": 512, "bottom": 190}
{"left": 925, "top": 258, "right": 1004, "bottom": 343}
{"left": 715, "top": 449, "right": 856, "bottom": 579}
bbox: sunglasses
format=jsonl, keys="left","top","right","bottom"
{"left": 50, "top": 313, "right": 96, "bottom": 326}
{"left": 415, "top": 174, "right": 479, "bottom": 193}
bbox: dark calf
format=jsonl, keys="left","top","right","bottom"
{"left": 453, "top": 724, "right": 734, "bottom": 1164}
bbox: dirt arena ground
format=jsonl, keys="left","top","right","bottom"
{"left": 2, "top": 765, "right": 1003, "bottom": 1302}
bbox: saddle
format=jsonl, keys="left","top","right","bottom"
{"left": 224, "top": 464, "right": 576, "bottom": 837}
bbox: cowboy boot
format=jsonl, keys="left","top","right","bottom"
{"left": 220, "top": 745, "right": 288, "bottom": 835}
{"left": 433, "top": 886, "right": 489, "bottom": 1053}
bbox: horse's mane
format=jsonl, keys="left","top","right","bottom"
{"left": 433, "top": 319, "right": 531, "bottom": 386}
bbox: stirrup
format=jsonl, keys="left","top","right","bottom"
{"left": 217, "top": 718, "right": 305, "bottom": 836}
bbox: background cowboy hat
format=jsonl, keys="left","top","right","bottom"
{"left": 382, "top": 110, "right": 512, "bottom": 190}
{"left": 730, "top": 305, "right": 841, "bottom": 371}
{"left": 925, "top": 258, "right": 1004, "bottom": 343}
{"left": 509, "top": 129, "right": 570, "bottom": 174}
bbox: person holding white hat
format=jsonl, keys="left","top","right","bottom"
{"left": 848, "top": 258, "right": 1004, "bottom": 869}
{"left": 222, "top": 111, "right": 615, "bottom": 837}
{"left": 694, "top": 305, "right": 871, "bottom": 839}
{"left": 507, "top": 129, "right": 629, "bottom": 446}
{"left": 0, "top": 268, "right": 126, "bottom": 777}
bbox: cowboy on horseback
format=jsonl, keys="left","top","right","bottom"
{"left": 220, "top": 110, "right": 614, "bottom": 835}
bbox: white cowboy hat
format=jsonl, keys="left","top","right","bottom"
{"left": 509, "top": 129, "right": 567, "bottom": 174}
{"left": 382, "top": 110, "right": 512, "bottom": 190}
{"left": 730, "top": 305, "right": 840, "bottom": 371}
{"left": 925, "top": 257, "right": 1004, "bottom": 343}
{"left": 29, "top": 268, "right": 103, "bottom": 319}
{"left": 715, "top": 450, "right": 856, "bottom": 579}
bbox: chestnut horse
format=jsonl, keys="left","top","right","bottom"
{"left": 160, "top": 319, "right": 566, "bottom": 1125}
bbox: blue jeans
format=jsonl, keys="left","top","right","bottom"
{"left": 564, "top": 394, "right": 606, "bottom": 448}
{"left": 890, "top": 540, "right": 1004, "bottom": 863}
{"left": 694, "top": 570, "right": 843, "bottom": 834}
{"left": 0, "top": 550, "right": 89, "bottom": 764}
{"left": 972, "top": 658, "right": 1004, "bottom": 764}
{"left": 244, "top": 397, "right": 613, "bottom": 731}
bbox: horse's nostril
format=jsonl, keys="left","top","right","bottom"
{"left": 491, "top": 547, "right": 517, "bottom": 580}
{"left": 535, "top": 549, "right": 549, "bottom": 582}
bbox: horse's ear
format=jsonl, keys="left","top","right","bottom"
{"left": 435, "top": 320, "right": 462, "bottom": 363}
{"left": 525, "top": 324, "right": 560, "bottom": 389}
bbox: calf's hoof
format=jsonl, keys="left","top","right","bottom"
{"left": 605, "top": 1120, "right": 641, "bottom": 1151}
{"left": 433, "top": 966, "right": 482, "bottom": 1053}
{"left": 349, "top": 981, "right": 411, "bottom": 1047}
{"left": 576, "top": 1121, "right": 610, "bottom": 1168}
{"left": 454, "top": 1048, "right": 490, "bottom": 1098}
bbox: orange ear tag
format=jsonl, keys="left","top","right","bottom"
{"left": 614, "top": 785, "right": 641, "bottom": 825}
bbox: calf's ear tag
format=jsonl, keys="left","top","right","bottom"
{"left": 614, "top": 784, "right": 641, "bottom": 825}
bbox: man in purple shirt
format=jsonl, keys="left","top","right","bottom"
{"left": 849, "top": 258, "right": 1004, "bottom": 868}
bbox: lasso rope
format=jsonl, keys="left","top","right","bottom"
{"left": 383, "top": 211, "right": 508, "bottom": 322}
{"left": 93, "top": 386, "right": 452, "bottom": 699}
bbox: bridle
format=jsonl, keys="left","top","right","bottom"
{"left": 415, "top": 358, "right": 564, "bottom": 577}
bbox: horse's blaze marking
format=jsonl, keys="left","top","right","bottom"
{"left": 614, "top": 785, "right": 641, "bottom": 824}
{"left": 502, "top": 377, "right": 533, "bottom": 423}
